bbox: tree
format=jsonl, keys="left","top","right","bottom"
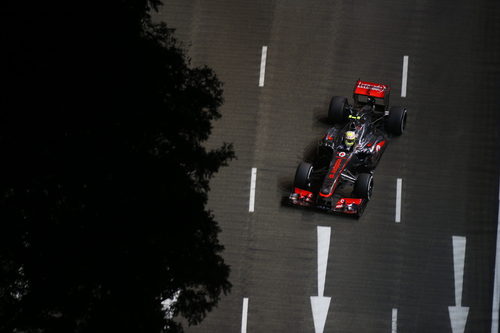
{"left": 1, "top": 0, "right": 234, "bottom": 332}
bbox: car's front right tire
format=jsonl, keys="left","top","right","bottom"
{"left": 354, "top": 173, "right": 374, "bottom": 200}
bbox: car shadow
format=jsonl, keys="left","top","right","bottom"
{"left": 312, "top": 107, "right": 331, "bottom": 129}
{"left": 302, "top": 140, "right": 318, "bottom": 164}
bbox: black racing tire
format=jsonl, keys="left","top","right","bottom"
{"left": 386, "top": 106, "right": 407, "bottom": 136}
{"left": 354, "top": 173, "right": 374, "bottom": 200}
{"left": 294, "top": 162, "right": 313, "bottom": 190}
{"left": 328, "top": 96, "right": 348, "bottom": 124}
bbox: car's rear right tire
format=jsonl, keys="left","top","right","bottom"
{"left": 386, "top": 106, "right": 407, "bottom": 135}
{"left": 294, "top": 162, "right": 313, "bottom": 190}
{"left": 328, "top": 96, "right": 348, "bottom": 124}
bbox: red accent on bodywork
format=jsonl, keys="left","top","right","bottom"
{"left": 331, "top": 158, "right": 343, "bottom": 175}
{"left": 354, "top": 80, "right": 389, "bottom": 98}
{"left": 375, "top": 140, "right": 386, "bottom": 152}
{"left": 342, "top": 198, "right": 362, "bottom": 205}
{"left": 294, "top": 187, "right": 313, "bottom": 197}
{"left": 335, "top": 198, "right": 363, "bottom": 213}
{"left": 320, "top": 158, "right": 345, "bottom": 196}
{"left": 319, "top": 156, "right": 350, "bottom": 197}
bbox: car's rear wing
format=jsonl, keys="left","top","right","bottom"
{"left": 353, "top": 80, "right": 390, "bottom": 107}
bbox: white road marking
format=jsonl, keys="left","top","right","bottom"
{"left": 311, "top": 226, "right": 332, "bottom": 333}
{"left": 392, "top": 308, "right": 398, "bottom": 333}
{"left": 310, "top": 297, "right": 331, "bottom": 333}
{"left": 316, "top": 226, "right": 331, "bottom": 297}
{"left": 241, "top": 297, "right": 249, "bottom": 333}
{"left": 249, "top": 168, "right": 257, "bottom": 212}
{"left": 395, "top": 178, "right": 402, "bottom": 223}
{"left": 452, "top": 236, "right": 466, "bottom": 306}
{"left": 449, "top": 236, "right": 469, "bottom": 333}
{"left": 401, "top": 55, "right": 409, "bottom": 97}
{"left": 491, "top": 180, "right": 500, "bottom": 333}
{"left": 449, "top": 306, "right": 469, "bottom": 333}
{"left": 258, "top": 46, "right": 268, "bottom": 87}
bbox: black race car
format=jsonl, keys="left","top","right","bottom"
{"left": 289, "top": 80, "right": 407, "bottom": 217}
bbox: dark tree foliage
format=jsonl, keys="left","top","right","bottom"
{"left": 2, "top": 0, "right": 234, "bottom": 332}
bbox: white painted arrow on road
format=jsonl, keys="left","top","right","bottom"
{"left": 310, "top": 226, "right": 331, "bottom": 333}
{"left": 449, "top": 236, "right": 469, "bottom": 333}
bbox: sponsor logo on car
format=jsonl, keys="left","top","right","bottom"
{"left": 357, "top": 82, "right": 387, "bottom": 92}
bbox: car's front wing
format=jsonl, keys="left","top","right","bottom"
{"left": 289, "top": 187, "right": 366, "bottom": 216}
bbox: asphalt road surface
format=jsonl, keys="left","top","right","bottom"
{"left": 156, "top": 1, "right": 500, "bottom": 332}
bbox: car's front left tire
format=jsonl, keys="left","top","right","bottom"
{"left": 328, "top": 96, "right": 349, "bottom": 124}
{"left": 294, "top": 162, "right": 313, "bottom": 190}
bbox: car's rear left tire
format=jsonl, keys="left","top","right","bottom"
{"left": 354, "top": 173, "right": 374, "bottom": 200}
{"left": 386, "top": 106, "right": 407, "bottom": 135}
{"left": 328, "top": 96, "right": 349, "bottom": 124}
{"left": 294, "top": 162, "right": 313, "bottom": 190}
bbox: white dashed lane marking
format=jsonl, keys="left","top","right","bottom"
{"left": 249, "top": 168, "right": 257, "bottom": 212}
{"left": 401, "top": 55, "right": 409, "bottom": 98}
{"left": 259, "top": 46, "right": 268, "bottom": 87}
{"left": 395, "top": 178, "right": 402, "bottom": 223}
{"left": 392, "top": 308, "right": 398, "bottom": 333}
{"left": 241, "top": 297, "right": 249, "bottom": 333}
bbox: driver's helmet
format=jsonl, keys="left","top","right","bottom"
{"left": 344, "top": 131, "right": 356, "bottom": 148}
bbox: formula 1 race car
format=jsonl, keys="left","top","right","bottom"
{"left": 288, "top": 80, "right": 407, "bottom": 217}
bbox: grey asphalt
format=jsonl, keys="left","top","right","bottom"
{"left": 155, "top": 1, "right": 500, "bottom": 332}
